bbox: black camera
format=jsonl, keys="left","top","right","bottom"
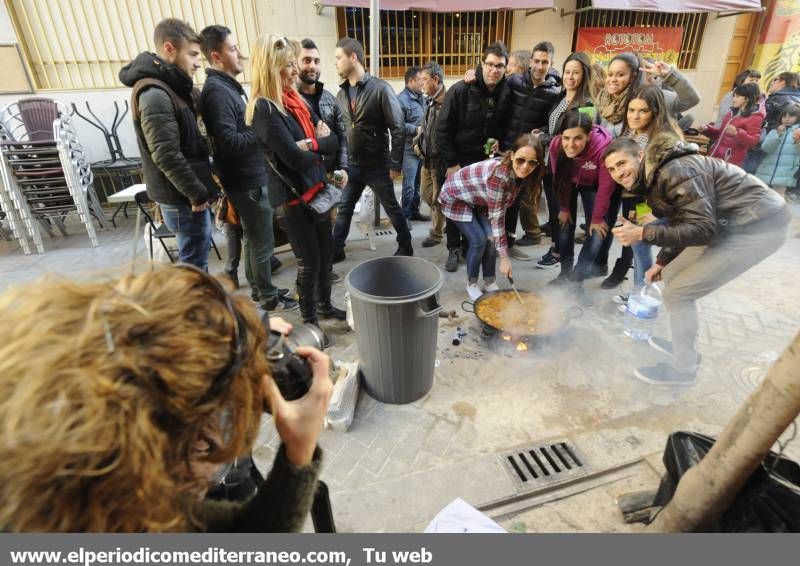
{"left": 264, "top": 322, "right": 325, "bottom": 406}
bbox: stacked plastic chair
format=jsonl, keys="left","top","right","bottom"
{"left": 0, "top": 98, "right": 108, "bottom": 254}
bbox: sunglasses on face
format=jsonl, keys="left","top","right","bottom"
{"left": 514, "top": 157, "right": 539, "bottom": 168}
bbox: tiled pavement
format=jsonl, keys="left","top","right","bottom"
{"left": 2, "top": 201, "right": 799, "bottom": 532}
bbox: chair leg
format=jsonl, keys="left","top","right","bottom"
{"left": 161, "top": 238, "right": 175, "bottom": 263}
{"left": 210, "top": 235, "right": 222, "bottom": 260}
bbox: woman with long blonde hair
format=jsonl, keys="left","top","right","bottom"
{"left": 0, "top": 266, "right": 331, "bottom": 532}
{"left": 246, "top": 35, "right": 345, "bottom": 338}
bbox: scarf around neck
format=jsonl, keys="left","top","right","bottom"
{"left": 282, "top": 88, "right": 316, "bottom": 139}
{"left": 597, "top": 85, "right": 630, "bottom": 125}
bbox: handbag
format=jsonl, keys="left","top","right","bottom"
{"left": 265, "top": 153, "right": 341, "bottom": 216}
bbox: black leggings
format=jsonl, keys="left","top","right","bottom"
{"left": 275, "top": 203, "right": 333, "bottom": 323}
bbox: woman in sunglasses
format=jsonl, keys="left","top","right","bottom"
{"left": 439, "top": 133, "right": 545, "bottom": 300}
{"left": 246, "top": 35, "right": 346, "bottom": 333}
{"left": 0, "top": 265, "right": 332, "bottom": 532}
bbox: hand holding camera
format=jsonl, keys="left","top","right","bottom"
{"left": 262, "top": 325, "right": 332, "bottom": 467}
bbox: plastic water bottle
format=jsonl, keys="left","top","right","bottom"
{"left": 624, "top": 284, "right": 662, "bottom": 341}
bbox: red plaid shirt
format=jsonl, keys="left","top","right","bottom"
{"left": 439, "top": 159, "right": 520, "bottom": 258}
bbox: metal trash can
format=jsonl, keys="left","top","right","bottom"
{"left": 345, "top": 256, "right": 444, "bottom": 404}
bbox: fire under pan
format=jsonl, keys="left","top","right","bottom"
{"left": 499, "top": 440, "right": 590, "bottom": 492}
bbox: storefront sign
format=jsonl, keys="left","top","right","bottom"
{"left": 575, "top": 26, "right": 683, "bottom": 66}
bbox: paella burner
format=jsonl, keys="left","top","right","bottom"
{"left": 465, "top": 289, "right": 582, "bottom": 357}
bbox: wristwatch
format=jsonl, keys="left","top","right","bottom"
{"left": 304, "top": 138, "right": 313, "bottom": 150}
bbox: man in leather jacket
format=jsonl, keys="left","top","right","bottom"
{"left": 607, "top": 135, "right": 790, "bottom": 386}
{"left": 297, "top": 39, "right": 349, "bottom": 176}
{"left": 331, "top": 38, "right": 413, "bottom": 261}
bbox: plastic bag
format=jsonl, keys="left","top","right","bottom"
{"left": 355, "top": 188, "right": 375, "bottom": 226}
{"left": 653, "top": 431, "right": 800, "bottom": 532}
{"left": 325, "top": 361, "right": 360, "bottom": 432}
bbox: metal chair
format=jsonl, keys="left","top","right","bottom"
{"left": 134, "top": 190, "right": 221, "bottom": 263}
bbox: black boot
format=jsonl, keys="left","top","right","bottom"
{"left": 317, "top": 302, "right": 346, "bottom": 320}
{"left": 601, "top": 257, "right": 630, "bottom": 289}
{"left": 548, "top": 261, "right": 573, "bottom": 286}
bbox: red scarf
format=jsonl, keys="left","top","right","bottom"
{"left": 282, "top": 88, "right": 324, "bottom": 206}
{"left": 283, "top": 88, "right": 316, "bottom": 139}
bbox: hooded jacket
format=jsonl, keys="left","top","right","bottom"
{"left": 436, "top": 67, "right": 511, "bottom": 168}
{"left": 755, "top": 123, "right": 800, "bottom": 187}
{"left": 199, "top": 69, "right": 268, "bottom": 192}
{"left": 764, "top": 87, "right": 800, "bottom": 131}
{"left": 337, "top": 73, "right": 405, "bottom": 170}
{"left": 703, "top": 107, "right": 764, "bottom": 166}
{"left": 549, "top": 125, "right": 615, "bottom": 225}
{"left": 119, "top": 52, "right": 213, "bottom": 206}
{"left": 502, "top": 69, "right": 561, "bottom": 149}
{"left": 638, "top": 136, "right": 790, "bottom": 266}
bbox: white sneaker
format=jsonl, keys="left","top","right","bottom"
{"left": 485, "top": 282, "right": 500, "bottom": 292}
{"left": 467, "top": 283, "right": 483, "bottom": 301}
{"left": 612, "top": 293, "right": 629, "bottom": 305}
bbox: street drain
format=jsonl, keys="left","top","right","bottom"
{"left": 374, "top": 229, "right": 394, "bottom": 236}
{"left": 499, "top": 440, "right": 589, "bottom": 491}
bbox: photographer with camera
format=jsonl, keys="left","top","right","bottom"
{"left": 0, "top": 265, "right": 332, "bottom": 532}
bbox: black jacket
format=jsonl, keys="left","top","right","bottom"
{"left": 199, "top": 69, "right": 268, "bottom": 192}
{"left": 300, "top": 81, "right": 349, "bottom": 172}
{"left": 502, "top": 69, "right": 561, "bottom": 149}
{"left": 764, "top": 87, "right": 800, "bottom": 131}
{"left": 436, "top": 67, "right": 511, "bottom": 168}
{"left": 639, "top": 137, "right": 790, "bottom": 266}
{"left": 119, "top": 52, "right": 213, "bottom": 206}
{"left": 251, "top": 98, "right": 339, "bottom": 208}
{"left": 337, "top": 74, "right": 405, "bottom": 169}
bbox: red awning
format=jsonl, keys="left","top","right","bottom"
{"left": 591, "top": 0, "right": 762, "bottom": 12}
{"left": 321, "top": 1, "right": 553, "bottom": 10}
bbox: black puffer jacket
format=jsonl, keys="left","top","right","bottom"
{"left": 199, "top": 69, "right": 268, "bottom": 192}
{"left": 764, "top": 87, "right": 800, "bottom": 131}
{"left": 251, "top": 98, "right": 339, "bottom": 208}
{"left": 436, "top": 67, "right": 511, "bottom": 168}
{"left": 119, "top": 52, "right": 214, "bottom": 206}
{"left": 300, "top": 81, "right": 349, "bottom": 172}
{"left": 337, "top": 74, "right": 405, "bottom": 170}
{"left": 639, "top": 136, "right": 790, "bottom": 266}
{"left": 502, "top": 69, "right": 561, "bottom": 149}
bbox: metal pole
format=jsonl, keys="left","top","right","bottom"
{"left": 369, "top": 0, "right": 379, "bottom": 77}
{"left": 370, "top": 0, "right": 382, "bottom": 227}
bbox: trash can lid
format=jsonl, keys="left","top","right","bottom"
{"left": 345, "top": 256, "right": 444, "bottom": 303}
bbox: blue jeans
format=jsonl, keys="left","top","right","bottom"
{"left": 333, "top": 164, "right": 412, "bottom": 248}
{"left": 401, "top": 151, "right": 422, "bottom": 218}
{"left": 455, "top": 211, "right": 496, "bottom": 282}
{"left": 160, "top": 204, "right": 212, "bottom": 271}
{"left": 558, "top": 185, "right": 613, "bottom": 280}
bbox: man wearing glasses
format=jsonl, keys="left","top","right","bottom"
{"left": 436, "top": 42, "right": 512, "bottom": 272}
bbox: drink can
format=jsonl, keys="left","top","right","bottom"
{"left": 334, "top": 171, "right": 344, "bottom": 186}
{"left": 484, "top": 138, "right": 497, "bottom": 156}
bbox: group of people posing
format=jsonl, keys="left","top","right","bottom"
{"left": 412, "top": 42, "right": 792, "bottom": 386}
{"left": 118, "top": 20, "right": 793, "bottom": 385}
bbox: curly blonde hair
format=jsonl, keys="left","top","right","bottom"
{"left": 0, "top": 266, "right": 271, "bottom": 532}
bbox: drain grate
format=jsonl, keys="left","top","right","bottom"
{"left": 499, "top": 440, "right": 590, "bottom": 491}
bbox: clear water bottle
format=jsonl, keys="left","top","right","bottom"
{"left": 624, "top": 284, "right": 662, "bottom": 341}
